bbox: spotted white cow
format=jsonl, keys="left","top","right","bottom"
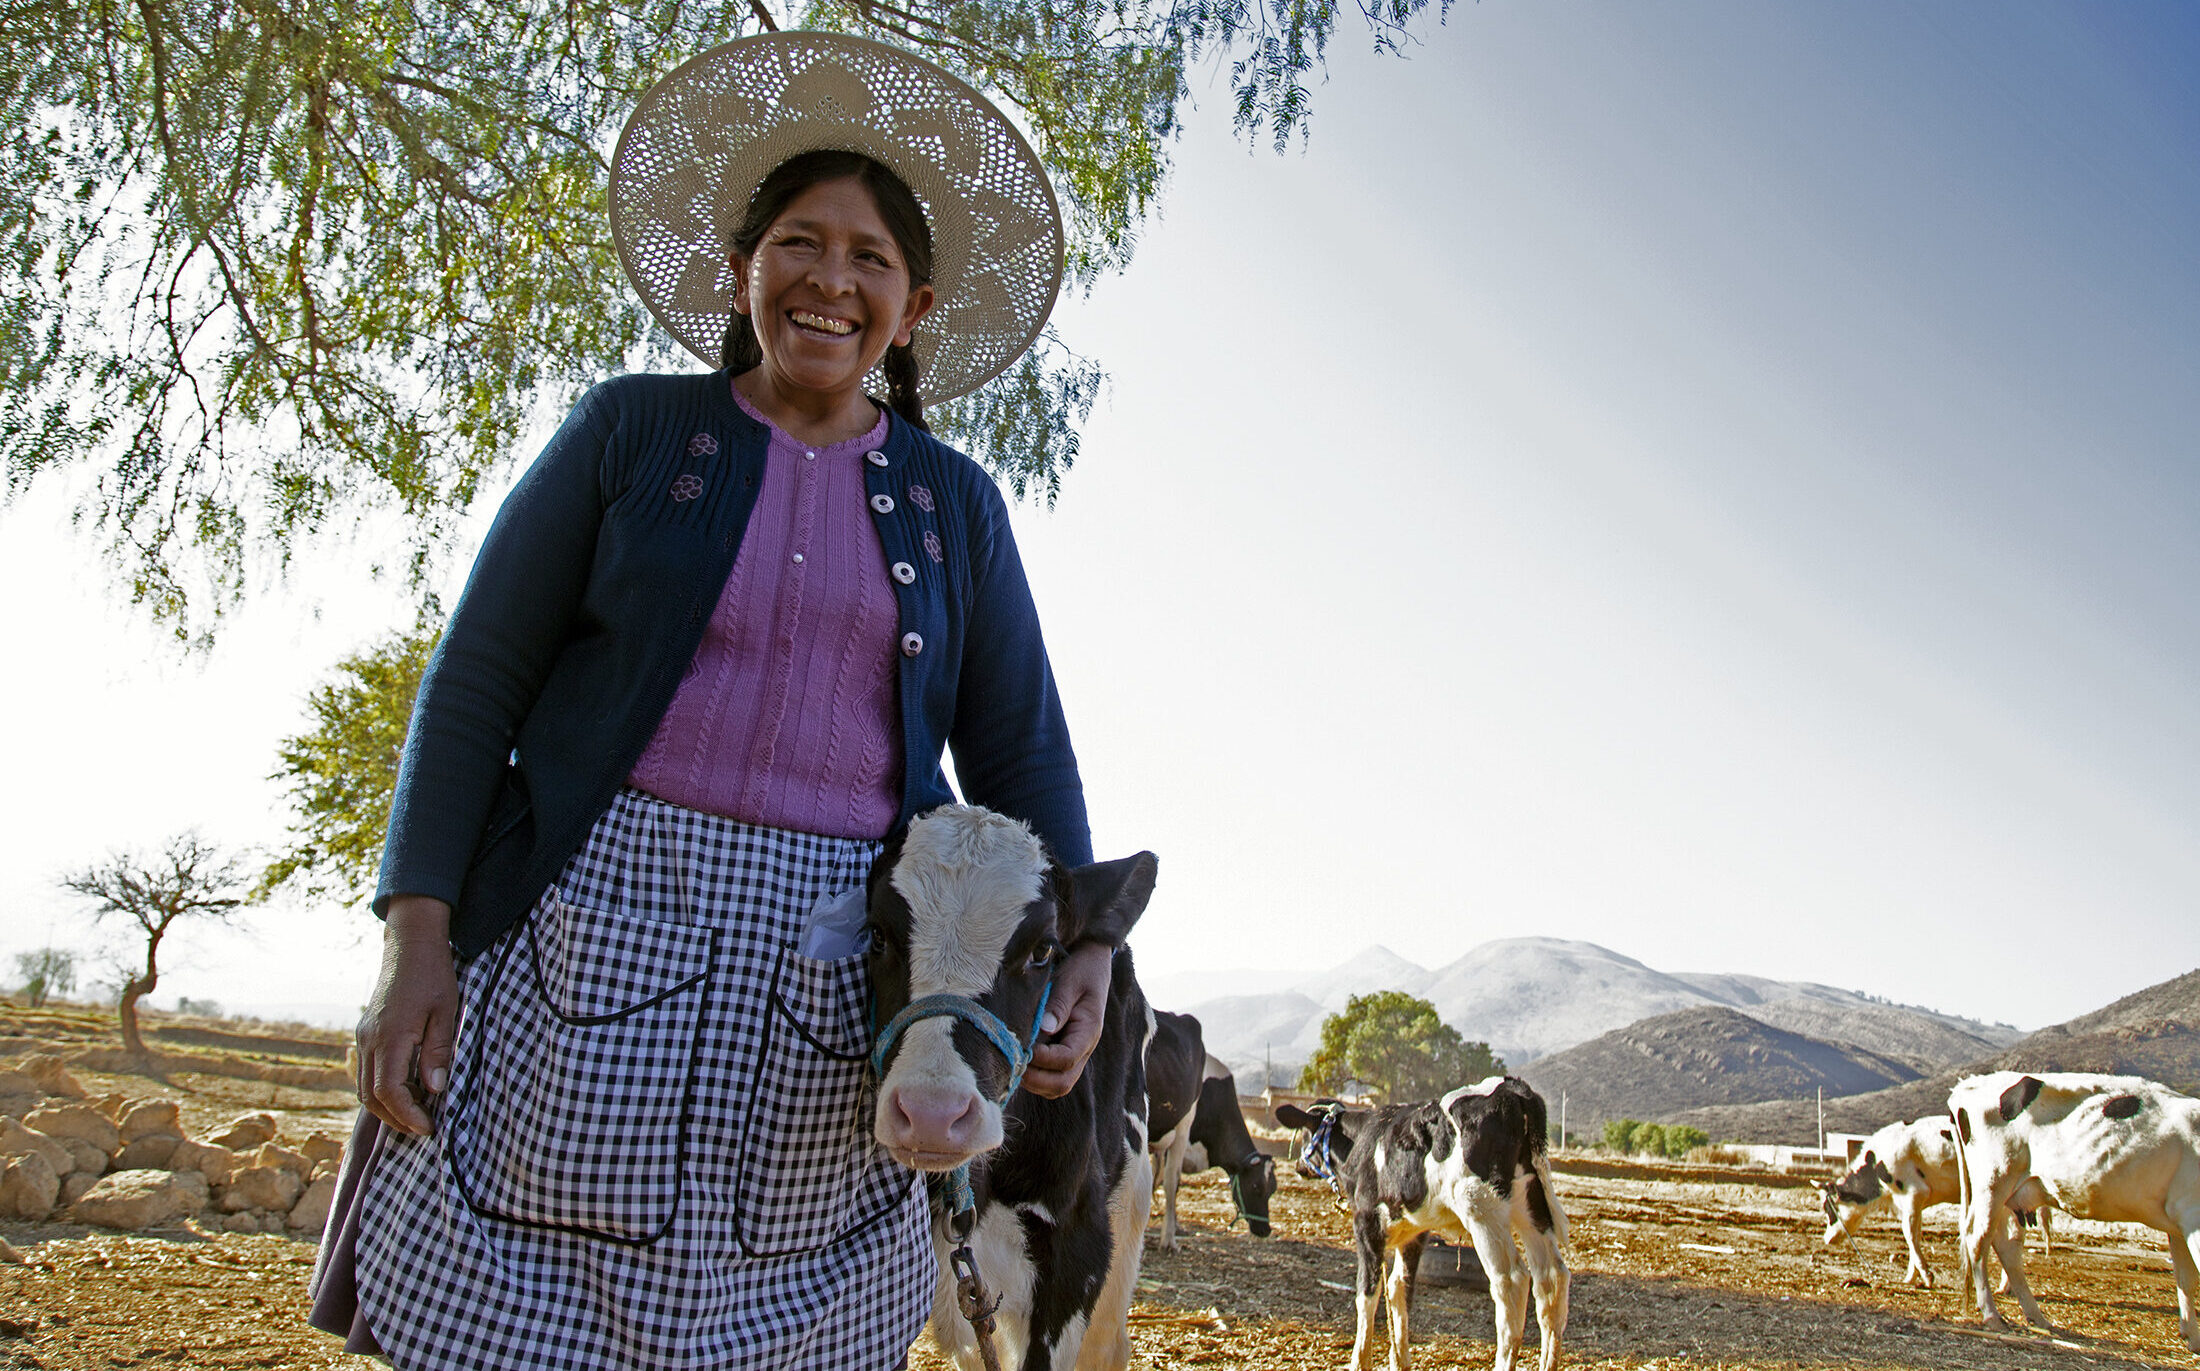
{"left": 867, "top": 805, "right": 1160, "bottom": 1371}
{"left": 1278, "top": 1077, "right": 1569, "bottom": 1371}
{"left": 1818, "top": 1115, "right": 2054, "bottom": 1289}
{"left": 1950, "top": 1071, "right": 2200, "bottom": 1350}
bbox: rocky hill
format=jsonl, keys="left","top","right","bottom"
{"left": 1178, "top": 936, "right": 2021, "bottom": 1088}
{"left": 1515, "top": 1006, "right": 1926, "bottom": 1132}
{"left": 1666, "top": 967, "right": 2200, "bottom": 1143}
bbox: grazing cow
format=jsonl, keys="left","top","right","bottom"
{"left": 1818, "top": 1116, "right": 2054, "bottom": 1289}
{"left": 1949, "top": 1071, "right": 2200, "bottom": 1350}
{"left": 1187, "top": 1068, "right": 1279, "bottom": 1235}
{"left": 1278, "top": 1078, "right": 1569, "bottom": 1371}
{"left": 867, "top": 805, "right": 1160, "bottom": 1371}
{"left": 1146, "top": 1011, "right": 1277, "bottom": 1247}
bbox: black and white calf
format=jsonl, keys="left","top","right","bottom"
{"left": 1145, "top": 1011, "right": 1277, "bottom": 1247}
{"left": 1950, "top": 1071, "right": 2200, "bottom": 1349}
{"left": 1818, "top": 1115, "right": 2054, "bottom": 1290}
{"left": 867, "top": 805, "right": 1159, "bottom": 1371}
{"left": 1278, "top": 1078, "right": 1569, "bottom": 1371}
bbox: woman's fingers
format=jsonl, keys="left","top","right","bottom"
{"left": 418, "top": 997, "right": 456, "bottom": 1096}
{"left": 357, "top": 910, "right": 459, "bottom": 1136}
{"left": 368, "top": 1019, "right": 435, "bottom": 1136}
{"left": 1022, "top": 942, "right": 1114, "bottom": 1098}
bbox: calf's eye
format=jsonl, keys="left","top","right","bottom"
{"left": 1026, "top": 941, "right": 1061, "bottom": 973}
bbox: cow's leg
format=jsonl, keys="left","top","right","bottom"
{"left": 1516, "top": 1222, "right": 1569, "bottom": 1371}
{"left": 1958, "top": 1193, "right": 2009, "bottom": 1329}
{"left": 1153, "top": 1123, "right": 1192, "bottom": 1252}
{"left": 1463, "top": 1212, "right": 1526, "bottom": 1371}
{"left": 2037, "top": 1204, "right": 2053, "bottom": 1258}
{"left": 2168, "top": 1226, "right": 2200, "bottom": 1352}
{"left": 1990, "top": 1201, "right": 2051, "bottom": 1331}
{"left": 1383, "top": 1236, "right": 1422, "bottom": 1371}
{"left": 1894, "top": 1191, "right": 1931, "bottom": 1289}
{"left": 1350, "top": 1209, "right": 1386, "bottom": 1371}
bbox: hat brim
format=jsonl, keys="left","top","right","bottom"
{"left": 610, "top": 32, "right": 1066, "bottom": 403}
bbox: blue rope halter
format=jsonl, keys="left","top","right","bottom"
{"left": 869, "top": 984, "right": 1053, "bottom": 1101}
{"left": 1301, "top": 1104, "right": 1350, "bottom": 1207}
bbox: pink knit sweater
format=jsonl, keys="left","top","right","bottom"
{"left": 626, "top": 390, "right": 902, "bottom": 838}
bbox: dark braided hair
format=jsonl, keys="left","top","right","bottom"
{"left": 720, "top": 149, "right": 934, "bottom": 432}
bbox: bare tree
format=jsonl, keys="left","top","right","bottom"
{"left": 11, "top": 948, "right": 79, "bottom": 1007}
{"left": 60, "top": 834, "right": 246, "bottom": 1054}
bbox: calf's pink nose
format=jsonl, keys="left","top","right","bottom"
{"left": 883, "top": 1083, "right": 985, "bottom": 1158}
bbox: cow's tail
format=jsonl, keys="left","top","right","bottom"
{"left": 1521, "top": 1085, "right": 1570, "bottom": 1251}
{"left": 1951, "top": 1101, "right": 1977, "bottom": 1291}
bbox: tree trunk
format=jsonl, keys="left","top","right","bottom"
{"left": 118, "top": 974, "right": 155, "bottom": 1055}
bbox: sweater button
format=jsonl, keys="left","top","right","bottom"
{"left": 866, "top": 450, "right": 889, "bottom": 467}
{"left": 892, "top": 561, "right": 916, "bottom": 585}
{"left": 871, "top": 494, "right": 896, "bottom": 514}
{"left": 900, "top": 632, "right": 924, "bottom": 658}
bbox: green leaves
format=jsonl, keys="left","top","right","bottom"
{"left": 6, "top": 0, "right": 1441, "bottom": 642}
{"left": 257, "top": 620, "right": 439, "bottom": 906}
{"left": 1298, "top": 989, "right": 1504, "bottom": 1105}
{"left": 1602, "top": 1118, "right": 1708, "bottom": 1160}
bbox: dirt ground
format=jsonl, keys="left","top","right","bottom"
{"left": 7, "top": 1121, "right": 2196, "bottom": 1371}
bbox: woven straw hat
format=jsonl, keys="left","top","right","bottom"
{"left": 610, "top": 32, "right": 1066, "bottom": 403}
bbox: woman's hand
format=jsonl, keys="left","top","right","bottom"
{"left": 357, "top": 896, "right": 460, "bottom": 1136}
{"left": 1021, "top": 940, "right": 1115, "bottom": 1098}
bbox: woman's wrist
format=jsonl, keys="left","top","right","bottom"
{"left": 385, "top": 895, "right": 454, "bottom": 946}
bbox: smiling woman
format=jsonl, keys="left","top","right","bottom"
{"left": 301, "top": 31, "right": 1116, "bottom": 1371}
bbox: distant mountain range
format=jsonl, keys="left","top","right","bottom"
{"left": 1665, "top": 967, "right": 2200, "bottom": 1143}
{"left": 1166, "top": 936, "right": 2023, "bottom": 1089}
{"left": 1516, "top": 1006, "right": 1929, "bottom": 1134}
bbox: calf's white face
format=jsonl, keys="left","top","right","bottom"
{"left": 868, "top": 807, "right": 1053, "bottom": 1170}
{"left": 865, "top": 805, "right": 1158, "bottom": 1174}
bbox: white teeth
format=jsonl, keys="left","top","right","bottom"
{"left": 793, "top": 310, "right": 855, "bottom": 335}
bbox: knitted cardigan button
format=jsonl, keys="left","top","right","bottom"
{"left": 866, "top": 450, "right": 889, "bottom": 467}
{"left": 892, "top": 561, "right": 916, "bottom": 585}
{"left": 871, "top": 494, "right": 896, "bottom": 514}
{"left": 900, "top": 632, "right": 924, "bottom": 658}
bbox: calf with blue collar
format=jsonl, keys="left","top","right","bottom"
{"left": 1278, "top": 1077, "right": 1569, "bottom": 1371}
{"left": 866, "top": 805, "right": 1159, "bottom": 1371}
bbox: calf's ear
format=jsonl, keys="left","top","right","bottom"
{"left": 1275, "top": 1104, "right": 1315, "bottom": 1129}
{"left": 1058, "top": 851, "right": 1159, "bottom": 947}
{"left": 1997, "top": 1075, "right": 2043, "bottom": 1123}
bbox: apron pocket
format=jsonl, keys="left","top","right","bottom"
{"left": 733, "top": 946, "right": 913, "bottom": 1257}
{"left": 445, "top": 894, "right": 713, "bottom": 1244}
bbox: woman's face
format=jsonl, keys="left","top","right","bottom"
{"left": 731, "top": 176, "right": 935, "bottom": 404}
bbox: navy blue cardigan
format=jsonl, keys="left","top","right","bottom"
{"left": 375, "top": 370, "right": 1091, "bottom": 959}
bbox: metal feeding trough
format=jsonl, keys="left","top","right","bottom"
{"left": 1416, "top": 1238, "right": 1489, "bottom": 1292}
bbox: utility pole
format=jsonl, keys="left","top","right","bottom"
{"left": 1560, "top": 1092, "right": 1568, "bottom": 1152}
{"left": 1817, "top": 1087, "right": 1825, "bottom": 1153}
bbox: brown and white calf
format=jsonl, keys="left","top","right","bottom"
{"left": 1146, "top": 1010, "right": 1277, "bottom": 1248}
{"left": 1819, "top": 1115, "right": 2054, "bottom": 1289}
{"left": 866, "top": 805, "right": 1159, "bottom": 1371}
{"left": 1950, "top": 1071, "right": 2200, "bottom": 1349}
{"left": 1278, "top": 1077, "right": 1569, "bottom": 1371}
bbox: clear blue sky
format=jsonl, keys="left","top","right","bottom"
{"left": 4, "top": 1, "right": 2195, "bottom": 1030}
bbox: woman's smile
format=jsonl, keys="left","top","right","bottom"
{"left": 790, "top": 308, "right": 857, "bottom": 337}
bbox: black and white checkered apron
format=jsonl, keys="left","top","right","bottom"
{"left": 355, "top": 789, "right": 934, "bottom": 1370}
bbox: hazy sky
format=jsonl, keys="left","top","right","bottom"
{"left": 4, "top": 1, "right": 2194, "bottom": 1032}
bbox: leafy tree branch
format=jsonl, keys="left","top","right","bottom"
{"left": 6, "top": 0, "right": 1446, "bottom": 643}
